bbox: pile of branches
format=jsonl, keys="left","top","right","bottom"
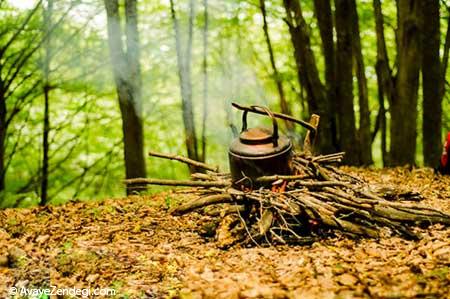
{"left": 125, "top": 151, "right": 450, "bottom": 248}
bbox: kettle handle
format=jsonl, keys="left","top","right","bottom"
{"left": 242, "top": 105, "right": 279, "bottom": 147}
{"left": 232, "top": 102, "right": 317, "bottom": 145}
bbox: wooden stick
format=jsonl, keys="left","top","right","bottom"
{"left": 231, "top": 102, "right": 318, "bottom": 132}
{"left": 293, "top": 155, "right": 310, "bottom": 165}
{"left": 191, "top": 173, "right": 216, "bottom": 181}
{"left": 312, "top": 152, "right": 346, "bottom": 162}
{"left": 255, "top": 174, "right": 311, "bottom": 183}
{"left": 293, "top": 180, "right": 348, "bottom": 188}
{"left": 170, "top": 194, "right": 237, "bottom": 215}
{"left": 258, "top": 210, "right": 274, "bottom": 235}
{"left": 204, "top": 204, "right": 247, "bottom": 217}
{"left": 124, "top": 178, "right": 229, "bottom": 187}
{"left": 303, "top": 114, "right": 320, "bottom": 154}
{"left": 148, "top": 151, "right": 219, "bottom": 172}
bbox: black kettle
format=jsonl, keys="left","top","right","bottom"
{"left": 228, "top": 103, "right": 317, "bottom": 188}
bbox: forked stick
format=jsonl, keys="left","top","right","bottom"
{"left": 303, "top": 114, "right": 320, "bottom": 154}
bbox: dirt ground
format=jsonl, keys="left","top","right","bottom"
{"left": 1, "top": 167, "right": 449, "bottom": 298}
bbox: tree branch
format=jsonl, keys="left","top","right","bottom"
{"left": 0, "top": 0, "right": 43, "bottom": 59}
{"left": 149, "top": 151, "right": 219, "bottom": 172}
{"left": 3, "top": 1, "right": 76, "bottom": 93}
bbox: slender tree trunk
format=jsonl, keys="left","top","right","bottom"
{"left": 313, "top": 0, "right": 338, "bottom": 149}
{"left": 125, "top": 0, "right": 142, "bottom": 119}
{"left": 335, "top": 0, "right": 359, "bottom": 165}
{"left": 123, "top": 0, "right": 146, "bottom": 182}
{"left": 375, "top": 64, "right": 388, "bottom": 166}
{"left": 259, "top": 0, "right": 292, "bottom": 131}
{"left": 200, "top": 0, "right": 208, "bottom": 162}
{"left": 41, "top": 89, "right": 50, "bottom": 203}
{"left": 390, "top": 0, "right": 421, "bottom": 166}
{"left": 0, "top": 84, "right": 5, "bottom": 192}
{"left": 104, "top": 0, "right": 146, "bottom": 194}
{"left": 283, "top": 0, "right": 335, "bottom": 154}
{"left": 373, "top": 0, "right": 395, "bottom": 166}
{"left": 349, "top": 0, "right": 372, "bottom": 165}
{"left": 170, "top": 0, "right": 200, "bottom": 171}
{"left": 421, "top": 0, "right": 442, "bottom": 167}
{"left": 40, "top": 0, "right": 53, "bottom": 205}
{"left": 442, "top": 15, "right": 450, "bottom": 84}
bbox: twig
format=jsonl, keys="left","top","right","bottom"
{"left": 256, "top": 174, "right": 310, "bottom": 183}
{"left": 191, "top": 173, "right": 216, "bottom": 181}
{"left": 124, "top": 178, "right": 230, "bottom": 187}
{"left": 148, "top": 151, "right": 219, "bottom": 172}
{"left": 170, "top": 194, "right": 237, "bottom": 215}
{"left": 294, "top": 180, "right": 348, "bottom": 188}
{"left": 312, "top": 152, "right": 346, "bottom": 162}
{"left": 303, "top": 114, "right": 320, "bottom": 154}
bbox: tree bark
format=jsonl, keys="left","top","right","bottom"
{"left": 283, "top": 0, "right": 336, "bottom": 154}
{"left": 0, "top": 84, "right": 5, "bottom": 192}
{"left": 335, "top": 0, "right": 359, "bottom": 165}
{"left": 313, "top": 0, "right": 338, "bottom": 149}
{"left": 373, "top": 0, "right": 394, "bottom": 166}
{"left": 390, "top": 0, "right": 421, "bottom": 166}
{"left": 104, "top": 0, "right": 146, "bottom": 194}
{"left": 200, "top": 0, "right": 208, "bottom": 163}
{"left": 374, "top": 64, "right": 388, "bottom": 166}
{"left": 349, "top": 0, "right": 372, "bottom": 165}
{"left": 170, "top": 0, "right": 200, "bottom": 171}
{"left": 125, "top": 0, "right": 142, "bottom": 118}
{"left": 442, "top": 13, "right": 450, "bottom": 84}
{"left": 259, "top": 0, "right": 292, "bottom": 131}
{"left": 40, "top": 0, "right": 53, "bottom": 205}
{"left": 421, "top": 0, "right": 442, "bottom": 167}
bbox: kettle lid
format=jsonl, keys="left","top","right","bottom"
{"left": 239, "top": 127, "right": 273, "bottom": 144}
{"left": 230, "top": 127, "right": 292, "bottom": 157}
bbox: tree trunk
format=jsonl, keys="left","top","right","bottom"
{"left": 421, "top": 0, "right": 442, "bottom": 167}
{"left": 375, "top": 64, "right": 388, "bottom": 166}
{"left": 259, "top": 0, "right": 292, "bottom": 131}
{"left": 349, "top": 0, "right": 372, "bottom": 165}
{"left": 125, "top": 0, "right": 142, "bottom": 119}
{"left": 283, "top": 0, "right": 336, "bottom": 154}
{"left": 313, "top": 0, "right": 338, "bottom": 149}
{"left": 123, "top": 0, "right": 146, "bottom": 181}
{"left": 104, "top": 0, "right": 146, "bottom": 194}
{"left": 200, "top": 0, "right": 208, "bottom": 162}
{"left": 0, "top": 86, "right": 5, "bottom": 192}
{"left": 390, "top": 0, "right": 421, "bottom": 166}
{"left": 335, "top": 0, "right": 359, "bottom": 165}
{"left": 373, "top": 0, "right": 394, "bottom": 166}
{"left": 442, "top": 15, "right": 450, "bottom": 84}
{"left": 170, "top": 0, "right": 200, "bottom": 171}
{"left": 40, "top": 0, "right": 53, "bottom": 205}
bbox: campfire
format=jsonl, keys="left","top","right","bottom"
{"left": 125, "top": 104, "right": 450, "bottom": 248}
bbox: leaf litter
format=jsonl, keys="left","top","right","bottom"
{"left": 0, "top": 167, "right": 449, "bottom": 298}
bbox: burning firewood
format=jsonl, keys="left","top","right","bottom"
{"left": 124, "top": 105, "right": 450, "bottom": 247}
{"left": 124, "top": 150, "right": 450, "bottom": 248}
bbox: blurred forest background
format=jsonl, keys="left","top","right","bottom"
{"left": 0, "top": 0, "right": 449, "bottom": 208}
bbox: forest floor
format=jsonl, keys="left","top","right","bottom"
{"left": 0, "top": 167, "right": 449, "bottom": 299}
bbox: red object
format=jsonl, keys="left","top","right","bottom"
{"left": 439, "top": 132, "right": 450, "bottom": 174}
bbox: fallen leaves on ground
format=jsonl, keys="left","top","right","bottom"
{"left": 0, "top": 167, "right": 449, "bottom": 298}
